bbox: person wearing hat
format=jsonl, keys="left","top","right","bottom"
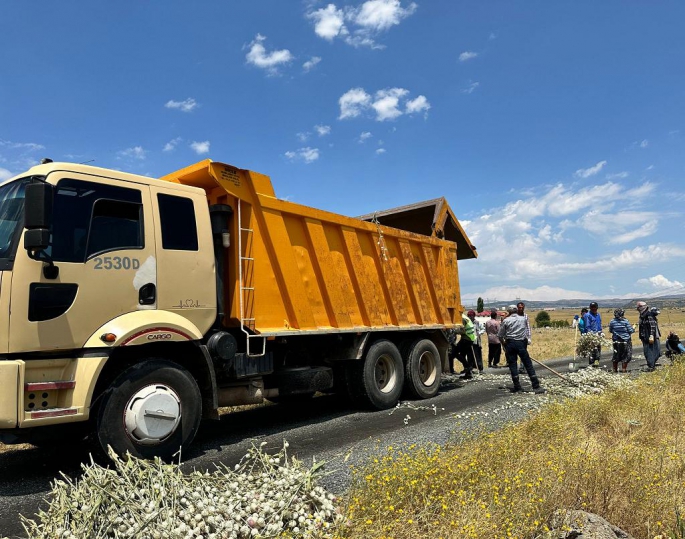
{"left": 582, "top": 302, "right": 603, "bottom": 366}
{"left": 637, "top": 301, "right": 661, "bottom": 371}
{"left": 497, "top": 305, "right": 545, "bottom": 394}
{"left": 467, "top": 310, "right": 485, "bottom": 372}
{"left": 608, "top": 308, "right": 634, "bottom": 373}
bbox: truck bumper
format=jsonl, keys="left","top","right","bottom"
{"left": 0, "top": 356, "right": 108, "bottom": 431}
{"left": 0, "top": 361, "right": 20, "bottom": 428}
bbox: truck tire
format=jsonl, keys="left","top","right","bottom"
{"left": 348, "top": 340, "right": 404, "bottom": 410}
{"left": 403, "top": 339, "right": 441, "bottom": 399}
{"left": 96, "top": 359, "right": 202, "bottom": 461}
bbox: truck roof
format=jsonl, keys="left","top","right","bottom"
{"left": 5, "top": 161, "right": 203, "bottom": 196}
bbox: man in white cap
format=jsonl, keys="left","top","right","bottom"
{"left": 498, "top": 305, "right": 545, "bottom": 393}
{"left": 636, "top": 301, "right": 661, "bottom": 371}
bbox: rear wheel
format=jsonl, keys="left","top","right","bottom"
{"left": 403, "top": 339, "right": 441, "bottom": 399}
{"left": 348, "top": 340, "right": 404, "bottom": 409}
{"left": 96, "top": 359, "right": 202, "bottom": 461}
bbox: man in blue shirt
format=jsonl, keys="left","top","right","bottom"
{"left": 582, "top": 302, "right": 603, "bottom": 366}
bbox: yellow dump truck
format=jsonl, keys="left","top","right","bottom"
{"left": 0, "top": 159, "right": 476, "bottom": 459}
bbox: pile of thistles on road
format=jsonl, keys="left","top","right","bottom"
{"left": 20, "top": 442, "right": 342, "bottom": 539}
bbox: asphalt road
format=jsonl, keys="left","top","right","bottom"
{"left": 0, "top": 353, "right": 626, "bottom": 538}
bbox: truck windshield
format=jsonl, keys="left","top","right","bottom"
{"left": 0, "top": 178, "right": 30, "bottom": 266}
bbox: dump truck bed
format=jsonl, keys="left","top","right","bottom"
{"left": 162, "top": 160, "right": 476, "bottom": 336}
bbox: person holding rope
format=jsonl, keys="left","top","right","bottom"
{"left": 449, "top": 313, "right": 478, "bottom": 379}
{"left": 498, "top": 305, "right": 545, "bottom": 394}
{"left": 609, "top": 308, "right": 634, "bottom": 373}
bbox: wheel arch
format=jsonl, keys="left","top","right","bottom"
{"left": 90, "top": 341, "right": 218, "bottom": 421}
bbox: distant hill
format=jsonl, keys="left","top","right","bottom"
{"left": 471, "top": 294, "right": 685, "bottom": 312}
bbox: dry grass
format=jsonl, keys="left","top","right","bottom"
{"left": 342, "top": 358, "right": 685, "bottom": 539}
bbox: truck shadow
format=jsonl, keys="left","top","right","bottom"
{"left": 0, "top": 384, "right": 467, "bottom": 496}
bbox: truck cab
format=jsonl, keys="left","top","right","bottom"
{"left": 0, "top": 162, "right": 217, "bottom": 459}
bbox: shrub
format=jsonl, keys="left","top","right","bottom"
{"left": 535, "top": 310, "right": 551, "bottom": 327}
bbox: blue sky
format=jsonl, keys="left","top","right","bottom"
{"left": 2, "top": 1, "right": 684, "bottom": 303}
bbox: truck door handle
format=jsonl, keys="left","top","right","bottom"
{"left": 139, "top": 283, "right": 156, "bottom": 305}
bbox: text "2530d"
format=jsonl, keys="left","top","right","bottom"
{"left": 93, "top": 256, "right": 140, "bottom": 270}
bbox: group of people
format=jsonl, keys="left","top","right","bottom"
{"left": 448, "top": 302, "right": 544, "bottom": 394}
{"left": 577, "top": 300, "right": 663, "bottom": 372}
{"left": 447, "top": 297, "right": 671, "bottom": 395}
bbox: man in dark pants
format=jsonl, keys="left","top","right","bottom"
{"left": 498, "top": 305, "right": 545, "bottom": 394}
{"left": 467, "top": 310, "right": 485, "bottom": 373}
{"left": 582, "top": 301, "right": 603, "bottom": 366}
{"left": 637, "top": 301, "right": 661, "bottom": 371}
{"left": 450, "top": 313, "right": 478, "bottom": 379}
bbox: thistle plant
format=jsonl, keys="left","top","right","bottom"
{"left": 21, "top": 441, "right": 342, "bottom": 538}
{"left": 575, "top": 332, "right": 613, "bottom": 359}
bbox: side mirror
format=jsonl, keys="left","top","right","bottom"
{"left": 24, "top": 182, "right": 54, "bottom": 252}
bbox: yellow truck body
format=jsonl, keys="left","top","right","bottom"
{"left": 162, "top": 160, "right": 474, "bottom": 337}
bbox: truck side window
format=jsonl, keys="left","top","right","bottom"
{"left": 50, "top": 179, "right": 143, "bottom": 263}
{"left": 157, "top": 194, "right": 198, "bottom": 251}
{"left": 87, "top": 199, "right": 143, "bottom": 257}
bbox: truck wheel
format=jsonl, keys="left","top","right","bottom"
{"left": 96, "top": 359, "right": 201, "bottom": 461}
{"left": 403, "top": 339, "right": 441, "bottom": 399}
{"left": 348, "top": 340, "right": 404, "bottom": 410}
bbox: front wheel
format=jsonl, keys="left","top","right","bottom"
{"left": 96, "top": 359, "right": 202, "bottom": 461}
{"left": 348, "top": 340, "right": 404, "bottom": 410}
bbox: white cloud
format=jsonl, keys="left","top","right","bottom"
{"left": 459, "top": 51, "right": 478, "bottom": 62}
{"left": 303, "top": 56, "right": 322, "bottom": 72}
{"left": 315, "top": 124, "right": 331, "bottom": 136}
{"left": 607, "top": 220, "right": 658, "bottom": 244}
{"left": 574, "top": 160, "right": 607, "bottom": 178}
{"left": 164, "top": 98, "right": 198, "bottom": 113}
{"left": 405, "top": 95, "right": 430, "bottom": 115}
{"left": 307, "top": 0, "right": 416, "bottom": 49}
{"left": 118, "top": 146, "right": 146, "bottom": 160}
{"left": 606, "top": 171, "right": 629, "bottom": 179}
{"left": 163, "top": 137, "right": 182, "bottom": 152}
{"left": 462, "top": 81, "right": 480, "bottom": 94}
{"left": 375, "top": 148, "right": 386, "bottom": 155}
{"left": 285, "top": 147, "right": 320, "bottom": 163}
{"left": 459, "top": 179, "right": 677, "bottom": 289}
{"left": 307, "top": 4, "right": 347, "bottom": 40}
{"left": 338, "top": 87, "right": 428, "bottom": 121}
{"left": 351, "top": 0, "right": 418, "bottom": 32}
{"left": 245, "top": 34, "right": 293, "bottom": 75}
{"left": 489, "top": 32, "right": 497, "bottom": 40}
{"left": 0, "top": 140, "right": 45, "bottom": 151}
{"left": 463, "top": 285, "right": 592, "bottom": 303}
{"left": 636, "top": 274, "right": 683, "bottom": 290}
{"left": 297, "top": 132, "right": 310, "bottom": 142}
{"left": 371, "top": 87, "right": 408, "bottom": 121}
{"left": 190, "top": 141, "right": 210, "bottom": 155}
{"left": 339, "top": 87, "right": 372, "bottom": 119}
{"left": 640, "top": 139, "right": 649, "bottom": 148}
{"left": 0, "top": 167, "right": 13, "bottom": 182}
{"left": 359, "top": 131, "right": 372, "bottom": 143}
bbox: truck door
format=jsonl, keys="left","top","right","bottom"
{"left": 9, "top": 173, "right": 156, "bottom": 353}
